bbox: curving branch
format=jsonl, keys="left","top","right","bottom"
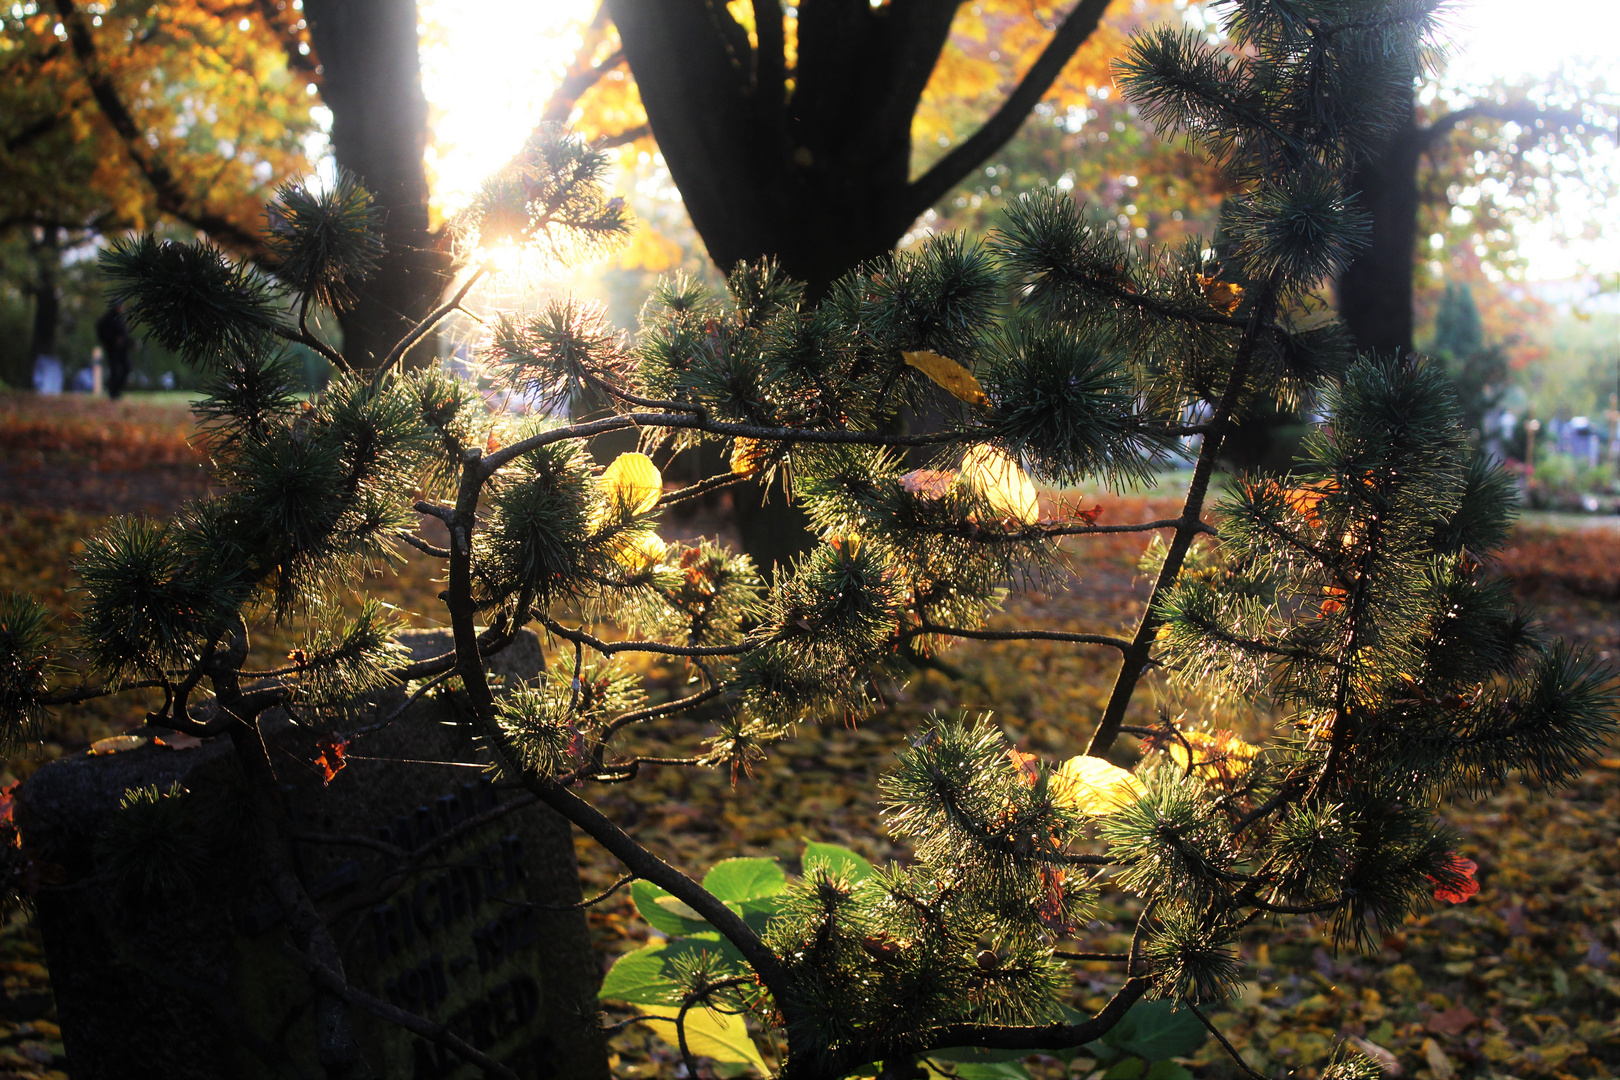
{"left": 899, "top": 0, "right": 1115, "bottom": 228}
{"left": 50, "top": 0, "right": 265, "bottom": 253}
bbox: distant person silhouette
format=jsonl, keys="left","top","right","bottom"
{"left": 95, "top": 301, "right": 134, "bottom": 399}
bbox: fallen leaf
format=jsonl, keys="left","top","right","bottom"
{"left": 1006, "top": 747, "right": 1041, "bottom": 786}
{"left": 153, "top": 732, "right": 204, "bottom": 750}
{"left": 611, "top": 532, "right": 667, "bottom": 574}
{"left": 600, "top": 452, "right": 663, "bottom": 516}
{"left": 0, "top": 782, "right": 17, "bottom": 826}
{"left": 1427, "top": 1005, "right": 1478, "bottom": 1036}
{"left": 89, "top": 734, "right": 149, "bottom": 756}
{"left": 959, "top": 445, "right": 1040, "bottom": 525}
{"left": 1050, "top": 755, "right": 1145, "bottom": 815}
{"left": 1156, "top": 729, "right": 1261, "bottom": 783}
{"left": 1427, "top": 853, "right": 1480, "bottom": 904}
{"left": 1422, "top": 1037, "right": 1456, "bottom": 1080}
{"left": 902, "top": 350, "right": 988, "bottom": 407}
{"left": 1346, "top": 1036, "right": 1402, "bottom": 1076}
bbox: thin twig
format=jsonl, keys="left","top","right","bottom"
{"left": 1187, "top": 1001, "right": 1270, "bottom": 1080}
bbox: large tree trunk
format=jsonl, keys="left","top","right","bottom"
{"left": 303, "top": 0, "right": 449, "bottom": 368}
{"left": 605, "top": 0, "right": 958, "bottom": 298}
{"left": 1337, "top": 94, "right": 1423, "bottom": 355}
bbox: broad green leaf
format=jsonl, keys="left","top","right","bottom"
{"left": 929, "top": 1047, "right": 1031, "bottom": 1065}
{"left": 802, "top": 841, "right": 874, "bottom": 882}
{"left": 703, "top": 857, "right": 787, "bottom": 904}
{"left": 1099, "top": 1000, "right": 1208, "bottom": 1062}
{"left": 1145, "top": 1062, "right": 1194, "bottom": 1080}
{"left": 631, "top": 880, "right": 713, "bottom": 936}
{"left": 924, "top": 1058, "right": 1033, "bottom": 1079}
{"left": 1101, "top": 1059, "right": 1145, "bottom": 1080}
{"left": 598, "top": 942, "right": 679, "bottom": 1005}
{"left": 639, "top": 1002, "right": 770, "bottom": 1074}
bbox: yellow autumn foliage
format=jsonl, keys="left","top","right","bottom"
{"left": 959, "top": 445, "right": 1040, "bottom": 525}
{"left": 1050, "top": 755, "right": 1145, "bottom": 815}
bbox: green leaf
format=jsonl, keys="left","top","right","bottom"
{"left": 599, "top": 942, "right": 680, "bottom": 1005}
{"left": 703, "top": 857, "right": 787, "bottom": 904}
{"left": 639, "top": 1003, "right": 770, "bottom": 1074}
{"left": 631, "top": 880, "right": 714, "bottom": 936}
{"left": 929, "top": 1047, "right": 1031, "bottom": 1065}
{"left": 1145, "top": 1062, "right": 1193, "bottom": 1080}
{"left": 802, "top": 841, "right": 874, "bottom": 882}
{"left": 1098, "top": 1001, "right": 1208, "bottom": 1062}
{"left": 926, "top": 1062, "right": 1033, "bottom": 1080}
{"left": 1101, "top": 1059, "right": 1145, "bottom": 1080}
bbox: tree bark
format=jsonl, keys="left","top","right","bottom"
{"left": 303, "top": 0, "right": 449, "bottom": 368}
{"left": 604, "top": 0, "right": 1111, "bottom": 298}
{"left": 28, "top": 224, "right": 61, "bottom": 365}
{"left": 1337, "top": 98, "right": 1423, "bottom": 356}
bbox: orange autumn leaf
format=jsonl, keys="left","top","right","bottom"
{"left": 902, "top": 350, "right": 989, "bottom": 407}
{"left": 730, "top": 438, "right": 770, "bottom": 477}
{"left": 1198, "top": 274, "right": 1245, "bottom": 314}
{"left": 315, "top": 733, "right": 350, "bottom": 786}
{"left": 1007, "top": 747, "right": 1041, "bottom": 786}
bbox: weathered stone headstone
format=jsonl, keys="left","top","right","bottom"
{"left": 18, "top": 629, "right": 609, "bottom": 1079}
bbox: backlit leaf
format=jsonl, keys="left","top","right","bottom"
{"left": 638, "top": 1002, "right": 770, "bottom": 1074}
{"left": 703, "top": 857, "right": 787, "bottom": 904}
{"left": 1050, "top": 755, "right": 1145, "bottom": 815}
{"left": 601, "top": 452, "right": 663, "bottom": 515}
{"left": 960, "top": 445, "right": 1040, "bottom": 525}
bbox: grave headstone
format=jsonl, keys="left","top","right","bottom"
{"left": 18, "top": 628, "right": 609, "bottom": 1079}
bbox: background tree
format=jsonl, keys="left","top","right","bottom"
{"left": 1336, "top": 71, "right": 1618, "bottom": 354}
{"left": 0, "top": 0, "right": 317, "bottom": 385}
{"left": 6, "top": 3, "right": 1615, "bottom": 1077}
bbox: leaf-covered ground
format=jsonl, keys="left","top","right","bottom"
{"left": 0, "top": 394, "right": 1616, "bottom": 1080}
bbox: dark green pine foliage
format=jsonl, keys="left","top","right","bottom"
{"left": 0, "top": 6, "right": 1613, "bottom": 1080}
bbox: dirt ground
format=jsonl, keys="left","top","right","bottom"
{"left": 0, "top": 392, "right": 1616, "bottom": 1080}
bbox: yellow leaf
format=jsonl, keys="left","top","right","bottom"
{"left": 902, "top": 350, "right": 988, "bottom": 407}
{"left": 731, "top": 438, "right": 770, "bottom": 477}
{"left": 1050, "top": 755, "right": 1145, "bottom": 815}
{"left": 639, "top": 1002, "right": 769, "bottom": 1074}
{"left": 1161, "top": 729, "right": 1260, "bottom": 781}
{"left": 959, "top": 445, "right": 1040, "bottom": 525}
{"left": 611, "top": 532, "right": 667, "bottom": 574}
{"left": 653, "top": 894, "right": 705, "bottom": 921}
{"left": 601, "top": 452, "right": 663, "bottom": 515}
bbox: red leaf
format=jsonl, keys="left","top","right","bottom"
{"left": 1426, "top": 853, "right": 1479, "bottom": 903}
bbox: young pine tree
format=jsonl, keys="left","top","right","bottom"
{"left": 0, "top": 2, "right": 1613, "bottom": 1079}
